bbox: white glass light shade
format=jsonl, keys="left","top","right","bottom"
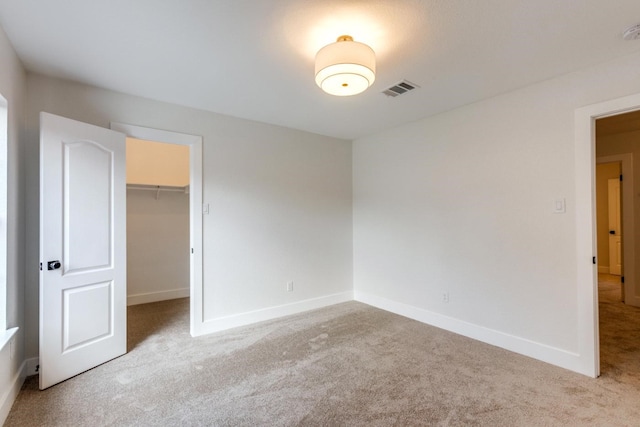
{"left": 315, "top": 36, "right": 376, "bottom": 96}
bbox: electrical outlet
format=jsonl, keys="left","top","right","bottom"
{"left": 442, "top": 292, "right": 449, "bottom": 303}
{"left": 287, "top": 281, "right": 294, "bottom": 292}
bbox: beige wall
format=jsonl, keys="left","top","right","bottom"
{"left": 126, "top": 138, "right": 189, "bottom": 187}
{"left": 595, "top": 162, "right": 621, "bottom": 271}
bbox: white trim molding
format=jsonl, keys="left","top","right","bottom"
{"left": 0, "top": 327, "right": 17, "bottom": 353}
{"left": 0, "top": 357, "right": 27, "bottom": 426}
{"left": 26, "top": 357, "right": 39, "bottom": 376}
{"left": 575, "top": 92, "right": 640, "bottom": 378}
{"left": 193, "top": 291, "right": 354, "bottom": 336}
{"left": 127, "top": 288, "right": 190, "bottom": 306}
{"left": 355, "top": 291, "right": 583, "bottom": 374}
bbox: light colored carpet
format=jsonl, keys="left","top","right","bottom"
{"left": 5, "top": 278, "right": 640, "bottom": 426}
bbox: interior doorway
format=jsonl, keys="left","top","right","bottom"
{"left": 126, "top": 137, "right": 190, "bottom": 307}
{"left": 595, "top": 112, "right": 640, "bottom": 307}
{"left": 593, "top": 110, "right": 640, "bottom": 377}
{"left": 110, "top": 123, "right": 204, "bottom": 337}
{"left": 575, "top": 93, "right": 640, "bottom": 378}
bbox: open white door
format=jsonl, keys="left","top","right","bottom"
{"left": 39, "top": 112, "right": 126, "bottom": 389}
{"left": 608, "top": 178, "right": 622, "bottom": 276}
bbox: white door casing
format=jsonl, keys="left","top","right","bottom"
{"left": 109, "top": 122, "right": 204, "bottom": 336}
{"left": 39, "top": 112, "right": 126, "bottom": 389}
{"left": 577, "top": 95, "right": 640, "bottom": 378}
{"left": 607, "top": 178, "right": 622, "bottom": 276}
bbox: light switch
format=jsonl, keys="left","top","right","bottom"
{"left": 202, "top": 203, "right": 210, "bottom": 215}
{"left": 554, "top": 198, "right": 566, "bottom": 214}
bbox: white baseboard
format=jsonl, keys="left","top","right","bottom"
{"left": 127, "top": 288, "right": 190, "bottom": 306}
{"left": 26, "top": 357, "right": 39, "bottom": 376}
{"left": 354, "top": 291, "right": 586, "bottom": 376}
{"left": 0, "top": 358, "right": 27, "bottom": 425}
{"left": 192, "top": 291, "right": 354, "bottom": 337}
{"left": 598, "top": 266, "right": 610, "bottom": 274}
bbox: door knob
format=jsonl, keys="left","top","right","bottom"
{"left": 47, "top": 260, "right": 61, "bottom": 270}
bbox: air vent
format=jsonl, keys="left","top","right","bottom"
{"left": 382, "top": 80, "right": 419, "bottom": 97}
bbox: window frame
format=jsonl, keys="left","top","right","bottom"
{"left": 0, "top": 93, "right": 16, "bottom": 351}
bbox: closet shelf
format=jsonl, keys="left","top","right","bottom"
{"left": 127, "top": 184, "right": 189, "bottom": 199}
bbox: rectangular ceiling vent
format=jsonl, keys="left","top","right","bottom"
{"left": 382, "top": 80, "right": 419, "bottom": 97}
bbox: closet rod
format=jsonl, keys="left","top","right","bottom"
{"left": 127, "top": 184, "right": 189, "bottom": 199}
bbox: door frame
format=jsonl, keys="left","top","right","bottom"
{"left": 596, "top": 155, "right": 634, "bottom": 289}
{"left": 575, "top": 92, "right": 640, "bottom": 377}
{"left": 110, "top": 123, "right": 204, "bottom": 337}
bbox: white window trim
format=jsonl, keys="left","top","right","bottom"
{"left": 0, "top": 93, "right": 10, "bottom": 349}
{"left": 0, "top": 327, "right": 17, "bottom": 352}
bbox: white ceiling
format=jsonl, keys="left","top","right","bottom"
{"left": 1, "top": 0, "right": 640, "bottom": 140}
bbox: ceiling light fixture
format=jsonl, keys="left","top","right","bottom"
{"left": 315, "top": 35, "right": 376, "bottom": 96}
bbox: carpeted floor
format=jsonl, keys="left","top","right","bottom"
{"left": 5, "top": 276, "right": 640, "bottom": 426}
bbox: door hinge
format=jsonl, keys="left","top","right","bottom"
{"left": 593, "top": 256, "right": 596, "bottom": 265}
{"left": 622, "top": 276, "right": 625, "bottom": 284}
{"left": 620, "top": 174, "right": 623, "bottom": 182}
{"left": 39, "top": 262, "right": 42, "bottom": 271}
{"left": 191, "top": 248, "right": 194, "bottom": 254}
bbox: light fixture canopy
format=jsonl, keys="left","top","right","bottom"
{"left": 315, "top": 35, "right": 376, "bottom": 96}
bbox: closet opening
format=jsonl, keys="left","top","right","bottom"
{"left": 126, "top": 137, "right": 190, "bottom": 302}
{"left": 110, "top": 122, "right": 204, "bottom": 339}
{"left": 126, "top": 138, "right": 191, "bottom": 340}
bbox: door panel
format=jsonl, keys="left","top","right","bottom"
{"left": 65, "top": 141, "right": 113, "bottom": 272}
{"left": 63, "top": 281, "right": 112, "bottom": 351}
{"left": 40, "top": 112, "right": 126, "bottom": 389}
